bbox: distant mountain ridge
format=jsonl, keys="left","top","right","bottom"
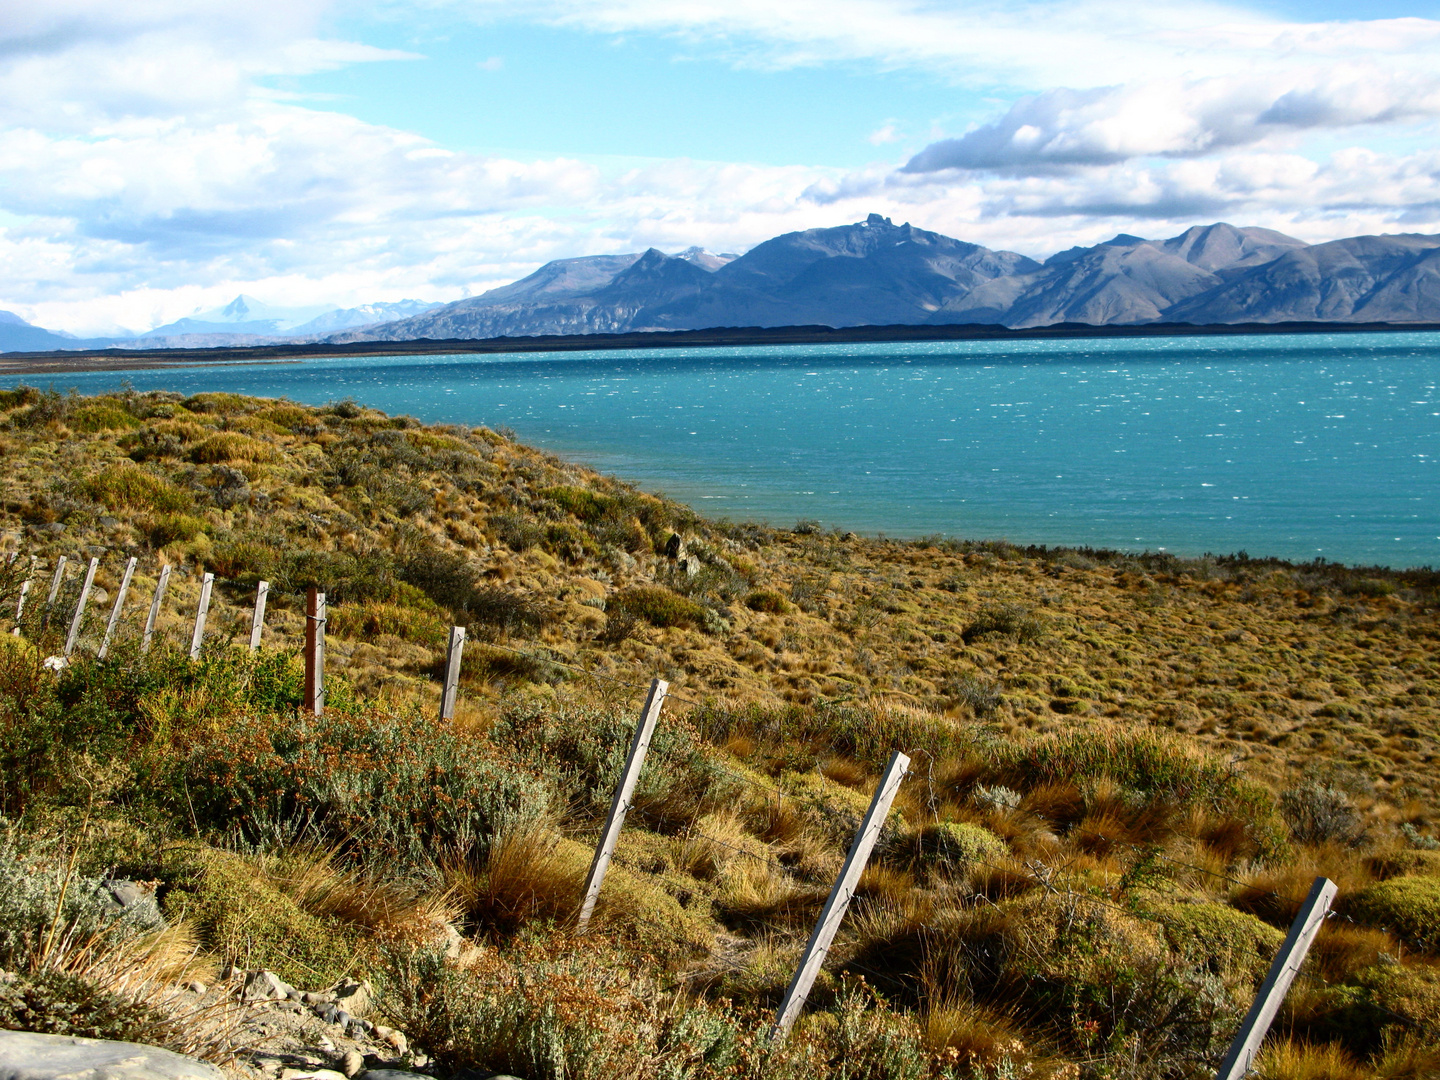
{"left": 6, "top": 222, "right": 1440, "bottom": 352}
{"left": 329, "top": 218, "right": 1440, "bottom": 344}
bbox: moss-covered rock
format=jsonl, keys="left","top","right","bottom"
{"left": 1344, "top": 876, "right": 1440, "bottom": 952}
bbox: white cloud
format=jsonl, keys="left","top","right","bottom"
{"left": 903, "top": 69, "right": 1440, "bottom": 174}
{"left": 445, "top": 0, "right": 1440, "bottom": 88}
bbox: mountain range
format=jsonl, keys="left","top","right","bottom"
{"left": 335, "top": 217, "right": 1440, "bottom": 343}
{"left": 5, "top": 219, "right": 1440, "bottom": 352}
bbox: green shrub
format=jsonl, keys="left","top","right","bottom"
{"left": 1281, "top": 781, "right": 1364, "bottom": 846}
{"left": 162, "top": 848, "right": 359, "bottom": 988}
{"left": 182, "top": 392, "right": 253, "bottom": 415}
{"left": 961, "top": 603, "right": 1045, "bottom": 644}
{"left": 146, "top": 512, "right": 208, "bottom": 546}
{"left": 543, "top": 521, "right": 596, "bottom": 563}
{"left": 541, "top": 485, "right": 616, "bottom": 523}
{"left": 744, "top": 589, "right": 789, "bottom": 614}
{"left": 489, "top": 698, "right": 730, "bottom": 825}
{"left": 79, "top": 463, "right": 190, "bottom": 514}
{"left": 70, "top": 403, "right": 141, "bottom": 433}
{"left": 490, "top": 512, "right": 545, "bottom": 552}
{"left": 611, "top": 586, "right": 707, "bottom": 629}
{"left": 1146, "top": 901, "right": 1283, "bottom": 983}
{"left": 398, "top": 551, "right": 544, "bottom": 635}
{"left": 174, "top": 707, "right": 550, "bottom": 867}
{"left": 1345, "top": 876, "right": 1440, "bottom": 951}
{"left": 909, "top": 821, "right": 1006, "bottom": 870}
{"left": 329, "top": 600, "right": 447, "bottom": 648}
{"left": 0, "top": 969, "right": 169, "bottom": 1042}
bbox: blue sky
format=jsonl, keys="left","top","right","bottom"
{"left": 4, "top": 0, "right": 1440, "bottom": 333}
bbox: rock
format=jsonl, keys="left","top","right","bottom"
{"left": 328, "top": 977, "right": 372, "bottom": 1017}
{"left": 371, "top": 1027, "right": 407, "bottom": 1055}
{"left": 99, "top": 516, "right": 121, "bottom": 530}
{"left": 41, "top": 656, "right": 67, "bottom": 672}
{"left": 337, "top": 1051, "right": 365, "bottom": 1079}
{"left": 98, "top": 880, "right": 166, "bottom": 930}
{"left": 279, "top": 1071, "right": 349, "bottom": 1080}
{"left": 36, "top": 522, "right": 64, "bottom": 535}
{"left": 0, "top": 1030, "right": 225, "bottom": 1080}
{"left": 185, "top": 980, "right": 207, "bottom": 994}
{"left": 356, "top": 1073, "right": 435, "bottom": 1080}
{"left": 242, "top": 969, "right": 296, "bottom": 1002}
{"left": 663, "top": 532, "right": 686, "bottom": 559}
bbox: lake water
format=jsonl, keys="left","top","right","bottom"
{"left": 26, "top": 332, "right": 1440, "bottom": 568}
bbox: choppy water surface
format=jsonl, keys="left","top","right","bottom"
{"left": 35, "top": 331, "right": 1440, "bottom": 567}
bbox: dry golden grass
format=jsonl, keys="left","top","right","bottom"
{"left": 446, "top": 825, "right": 586, "bottom": 935}
{"left": 1255, "top": 1039, "right": 1365, "bottom": 1080}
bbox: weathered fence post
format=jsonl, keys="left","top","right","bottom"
{"left": 97, "top": 556, "right": 137, "bottom": 659}
{"left": 13, "top": 557, "right": 35, "bottom": 635}
{"left": 42, "top": 556, "right": 67, "bottom": 629}
{"left": 576, "top": 678, "right": 669, "bottom": 933}
{"left": 438, "top": 625, "right": 466, "bottom": 721}
{"left": 63, "top": 557, "right": 99, "bottom": 657}
{"left": 248, "top": 580, "right": 269, "bottom": 652}
{"left": 304, "top": 587, "right": 326, "bottom": 715}
{"left": 189, "top": 572, "right": 214, "bottom": 660}
{"left": 771, "top": 749, "right": 911, "bottom": 1042}
{"left": 1214, "top": 876, "right": 1338, "bottom": 1080}
{"left": 141, "top": 564, "right": 171, "bottom": 653}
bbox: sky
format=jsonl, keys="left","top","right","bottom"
{"left": 4, "top": 0, "right": 1440, "bottom": 334}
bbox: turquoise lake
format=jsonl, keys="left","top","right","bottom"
{"left": 27, "top": 331, "right": 1440, "bottom": 568}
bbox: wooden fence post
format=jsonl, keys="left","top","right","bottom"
{"left": 142, "top": 564, "right": 171, "bottom": 653}
{"left": 576, "top": 678, "right": 669, "bottom": 933}
{"left": 13, "top": 557, "right": 35, "bottom": 635}
{"left": 42, "top": 556, "right": 67, "bottom": 629}
{"left": 63, "top": 557, "right": 99, "bottom": 657}
{"left": 438, "top": 625, "right": 466, "bottom": 721}
{"left": 771, "top": 749, "right": 911, "bottom": 1042}
{"left": 189, "top": 572, "right": 214, "bottom": 660}
{"left": 304, "top": 587, "right": 326, "bottom": 715}
{"left": 97, "top": 556, "right": 137, "bottom": 660}
{"left": 1214, "top": 876, "right": 1338, "bottom": 1080}
{"left": 248, "top": 580, "right": 269, "bottom": 652}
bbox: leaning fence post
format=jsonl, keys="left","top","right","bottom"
{"left": 142, "top": 564, "right": 171, "bottom": 653}
{"left": 248, "top": 580, "right": 269, "bottom": 652}
{"left": 42, "top": 555, "right": 67, "bottom": 629}
{"left": 1214, "top": 876, "right": 1338, "bottom": 1080}
{"left": 304, "top": 587, "right": 326, "bottom": 715}
{"left": 97, "top": 556, "right": 137, "bottom": 660}
{"left": 438, "top": 625, "right": 466, "bottom": 721}
{"left": 576, "top": 677, "right": 669, "bottom": 933}
{"left": 63, "top": 557, "right": 99, "bottom": 657}
{"left": 771, "top": 749, "right": 911, "bottom": 1042}
{"left": 13, "top": 556, "right": 35, "bottom": 635}
{"left": 189, "top": 572, "right": 214, "bottom": 660}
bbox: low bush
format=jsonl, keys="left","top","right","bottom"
{"left": 745, "top": 589, "right": 790, "bottom": 614}
{"left": 79, "top": 463, "right": 191, "bottom": 514}
{"left": 541, "top": 485, "right": 616, "bottom": 523}
{"left": 188, "top": 432, "right": 278, "bottom": 464}
{"left": 162, "top": 847, "right": 360, "bottom": 988}
{"left": 1281, "top": 781, "right": 1365, "bottom": 846}
{"left": 69, "top": 403, "right": 142, "bottom": 433}
{"left": 329, "top": 600, "right": 447, "bottom": 648}
{"left": 173, "top": 706, "right": 550, "bottom": 867}
{"left": 961, "top": 603, "right": 1045, "bottom": 644}
{"left": 0, "top": 968, "right": 169, "bottom": 1042}
{"left": 146, "top": 512, "right": 208, "bottom": 547}
{"left": 1343, "top": 876, "right": 1440, "bottom": 952}
{"left": 611, "top": 585, "right": 708, "bottom": 629}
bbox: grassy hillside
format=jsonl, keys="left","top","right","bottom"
{"left": 0, "top": 385, "right": 1437, "bottom": 1079}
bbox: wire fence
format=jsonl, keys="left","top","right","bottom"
{"left": 5, "top": 546, "right": 1434, "bottom": 1047}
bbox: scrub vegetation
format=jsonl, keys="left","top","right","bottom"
{"left": 1, "top": 384, "right": 1438, "bottom": 1078}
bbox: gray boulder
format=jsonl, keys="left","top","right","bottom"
{"left": 0, "top": 1030, "right": 224, "bottom": 1080}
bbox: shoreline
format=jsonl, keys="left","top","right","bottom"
{"left": 2, "top": 317, "right": 1439, "bottom": 373}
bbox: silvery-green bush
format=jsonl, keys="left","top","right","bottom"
{"left": 0, "top": 840, "right": 162, "bottom": 967}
